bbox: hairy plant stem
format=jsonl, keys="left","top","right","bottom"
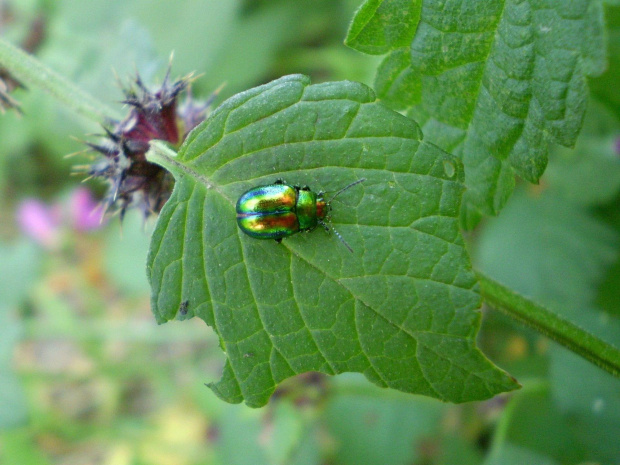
{"left": 0, "top": 37, "right": 120, "bottom": 122}
{"left": 478, "top": 271, "right": 620, "bottom": 379}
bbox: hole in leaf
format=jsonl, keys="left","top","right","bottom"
{"left": 443, "top": 160, "right": 456, "bottom": 178}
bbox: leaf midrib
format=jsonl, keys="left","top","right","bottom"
{"left": 156, "top": 146, "right": 476, "bottom": 293}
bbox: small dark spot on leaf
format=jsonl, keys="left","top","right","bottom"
{"left": 179, "top": 300, "right": 189, "bottom": 316}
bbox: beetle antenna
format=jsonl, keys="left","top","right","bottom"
{"left": 326, "top": 178, "right": 366, "bottom": 203}
{"left": 319, "top": 220, "right": 354, "bottom": 253}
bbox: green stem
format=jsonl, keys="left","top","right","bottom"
{"left": 0, "top": 38, "right": 120, "bottom": 123}
{"left": 477, "top": 271, "right": 620, "bottom": 379}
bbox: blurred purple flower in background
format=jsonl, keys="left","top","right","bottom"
{"left": 615, "top": 136, "right": 620, "bottom": 156}
{"left": 16, "top": 199, "right": 62, "bottom": 249}
{"left": 16, "top": 187, "right": 103, "bottom": 249}
{"left": 69, "top": 187, "right": 103, "bottom": 232}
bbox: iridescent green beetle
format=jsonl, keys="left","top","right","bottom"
{"left": 235, "top": 179, "right": 365, "bottom": 252}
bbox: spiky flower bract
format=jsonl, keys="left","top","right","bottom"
{"left": 85, "top": 70, "right": 216, "bottom": 221}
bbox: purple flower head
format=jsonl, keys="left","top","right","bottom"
{"left": 83, "top": 69, "right": 219, "bottom": 222}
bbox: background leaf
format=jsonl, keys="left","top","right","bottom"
{"left": 146, "top": 74, "right": 517, "bottom": 407}
{"left": 485, "top": 442, "right": 559, "bottom": 465}
{"left": 0, "top": 240, "right": 40, "bottom": 429}
{"left": 325, "top": 375, "right": 446, "bottom": 465}
{"left": 486, "top": 383, "right": 620, "bottom": 464}
{"left": 474, "top": 101, "right": 620, "bottom": 463}
{"left": 347, "top": 0, "right": 608, "bottom": 227}
{"left": 544, "top": 101, "right": 620, "bottom": 206}
{"left": 103, "top": 211, "right": 152, "bottom": 296}
{"left": 590, "top": 3, "right": 620, "bottom": 117}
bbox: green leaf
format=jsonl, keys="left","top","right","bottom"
{"left": 597, "top": 256, "right": 620, "bottom": 318}
{"left": 550, "top": 349, "right": 620, "bottom": 461}
{"left": 475, "top": 180, "right": 620, "bottom": 461}
{"left": 489, "top": 383, "right": 619, "bottom": 464}
{"left": 476, "top": 189, "right": 617, "bottom": 309}
{"left": 476, "top": 188, "right": 620, "bottom": 372}
{"left": 214, "top": 407, "right": 270, "bottom": 465}
{"left": 200, "top": 1, "right": 324, "bottom": 93}
{"left": 264, "top": 402, "right": 315, "bottom": 465}
{"left": 485, "top": 444, "right": 559, "bottom": 465}
{"left": 128, "top": 0, "right": 241, "bottom": 75}
{"left": 146, "top": 74, "right": 517, "bottom": 407}
{"left": 497, "top": 386, "right": 580, "bottom": 463}
{"left": 0, "top": 240, "right": 40, "bottom": 429}
{"left": 545, "top": 100, "right": 620, "bottom": 206}
{"left": 202, "top": 396, "right": 319, "bottom": 465}
{"left": 347, "top": 0, "right": 607, "bottom": 227}
{"left": 345, "top": 0, "right": 422, "bottom": 55}
{"left": 436, "top": 435, "right": 484, "bottom": 465}
{"left": 590, "top": 3, "right": 620, "bottom": 117}
{"left": 326, "top": 375, "right": 446, "bottom": 465}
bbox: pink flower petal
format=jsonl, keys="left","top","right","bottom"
{"left": 69, "top": 187, "right": 104, "bottom": 231}
{"left": 16, "top": 199, "right": 61, "bottom": 248}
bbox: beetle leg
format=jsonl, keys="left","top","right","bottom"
{"left": 274, "top": 179, "right": 285, "bottom": 185}
{"left": 275, "top": 238, "right": 283, "bottom": 244}
{"left": 301, "top": 185, "right": 311, "bottom": 191}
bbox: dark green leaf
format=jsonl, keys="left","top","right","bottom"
{"left": 347, "top": 0, "right": 607, "bottom": 227}
{"left": 590, "top": 3, "right": 620, "bottom": 117}
{"left": 597, "top": 253, "right": 620, "bottom": 318}
{"left": 146, "top": 74, "right": 517, "bottom": 407}
{"left": 550, "top": 349, "right": 620, "bottom": 461}
{"left": 488, "top": 383, "right": 619, "bottom": 464}
{"left": 345, "top": 0, "right": 422, "bottom": 55}
{"left": 436, "top": 434, "right": 484, "bottom": 465}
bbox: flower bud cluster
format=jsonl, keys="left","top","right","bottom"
{"left": 86, "top": 71, "right": 214, "bottom": 221}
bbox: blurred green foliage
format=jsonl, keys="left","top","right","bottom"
{"left": 0, "top": 0, "right": 619, "bottom": 464}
